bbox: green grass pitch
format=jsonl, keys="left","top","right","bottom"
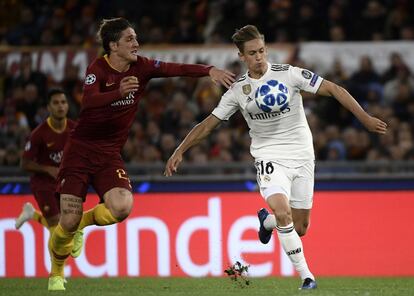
{"left": 0, "top": 277, "right": 413, "bottom": 296}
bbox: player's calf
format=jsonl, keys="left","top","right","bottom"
{"left": 295, "top": 223, "right": 309, "bottom": 237}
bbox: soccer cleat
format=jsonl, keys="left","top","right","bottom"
{"left": 257, "top": 208, "right": 273, "bottom": 244}
{"left": 48, "top": 275, "right": 65, "bottom": 291}
{"left": 15, "top": 202, "right": 35, "bottom": 229}
{"left": 71, "top": 230, "right": 84, "bottom": 258}
{"left": 300, "top": 278, "right": 317, "bottom": 290}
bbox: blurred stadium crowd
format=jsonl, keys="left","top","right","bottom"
{"left": 1, "top": 0, "right": 414, "bottom": 45}
{"left": 0, "top": 0, "right": 414, "bottom": 167}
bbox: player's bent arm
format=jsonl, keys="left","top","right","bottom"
{"left": 82, "top": 76, "right": 139, "bottom": 109}
{"left": 164, "top": 115, "right": 221, "bottom": 176}
{"left": 316, "top": 79, "right": 387, "bottom": 134}
{"left": 21, "top": 158, "right": 59, "bottom": 179}
{"left": 82, "top": 89, "right": 122, "bottom": 109}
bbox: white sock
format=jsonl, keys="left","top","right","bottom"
{"left": 276, "top": 222, "right": 314, "bottom": 280}
{"left": 264, "top": 214, "right": 277, "bottom": 230}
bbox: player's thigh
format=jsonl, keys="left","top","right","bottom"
{"left": 92, "top": 161, "right": 133, "bottom": 216}
{"left": 58, "top": 169, "right": 90, "bottom": 201}
{"left": 33, "top": 189, "right": 60, "bottom": 219}
{"left": 256, "top": 160, "right": 292, "bottom": 202}
{"left": 59, "top": 193, "right": 83, "bottom": 231}
{"left": 267, "top": 193, "right": 292, "bottom": 225}
{"left": 290, "top": 161, "right": 315, "bottom": 210}
{"left": 92, "top": 160, "right": 132, "bottom": 198}
{"left": 58, "top": 143, "right": 93, "bottom": 200}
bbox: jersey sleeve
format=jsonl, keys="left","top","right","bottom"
{"left": 81, "top": 64, "right": 122, "bottom": 109}
{"left": 211, "top": 88, "right": 239, "bottom": 121}
{"left": 141, "top": 56, "right": 212, "bottom": 78}
{"left": 22, "top": 131, "right": 41, "bottom": 161}
{"left": 288, "top": 66, "right": 323, "bottom": 94}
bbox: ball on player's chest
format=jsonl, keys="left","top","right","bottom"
{"left": 254, "top": 79, "right": 290, "bottom": 113}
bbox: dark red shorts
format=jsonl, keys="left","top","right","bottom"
{"left": 31, "top": 187, "right": 60, "bottom": 218}
{"left": 57, "top": 140, "right": 132, "bottom": 200}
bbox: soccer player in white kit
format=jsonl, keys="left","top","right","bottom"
{"left": 164, "top": 25, "right": 387, "bottom": 289}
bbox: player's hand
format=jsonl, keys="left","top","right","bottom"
{"left": 120, "top": 76, "right": 139, "bottom": 97}
{"left": 209, "top": 67, "right": 235, "bottom": 89}
{"left": 164, "top": 150, "right": 183, "bottom": 177}
{"left": 45, "top": 166, "right": 59, "bottom": 179}
{"left": 362, "top": 115, "right": 387, "bottom": 134}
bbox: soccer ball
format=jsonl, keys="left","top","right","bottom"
{"left": 254, "top": 80, "right": 289, "bottom": 113}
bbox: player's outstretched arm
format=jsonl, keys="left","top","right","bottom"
{"left": 209, "top": 67, "right": 236, "bottom": 89}
{"left": 317, "top": 79, "right": 387, "bottom": 134}
{"left": 150, "top": 58, "right": 235, "bottom": 89}
{"left": 164, "top": 114, "right": 221, "bottom": 176}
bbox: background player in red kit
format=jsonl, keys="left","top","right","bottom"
{"left": 48, "top": 17, "right": 235, "bottom": 290}
{"left": 16, "top": 89, "right": 83, "bottom": 258}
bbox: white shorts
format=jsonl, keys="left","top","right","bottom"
{"left": 255, "top": 160, "right": 315, "bottom": 209}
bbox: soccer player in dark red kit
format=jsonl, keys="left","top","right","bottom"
{"left": 16, "top": 89, "right": 83, "bottom": 259}
{"left": 48, "top": 17, "right": 235, "bottom": 290}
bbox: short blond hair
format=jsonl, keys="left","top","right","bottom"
{"left": 231, "top": 25, "right": 264, "bottom": 53}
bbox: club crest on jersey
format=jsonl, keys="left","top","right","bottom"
{"left": 85, "top": 74, "right": 96, "bottom": 85}
{"left": 301, "top": 70, "right": 312, "bottom": 79}
{"left": 49, "top": 151, "right": 63, "bottom": 164}
{"left": 242, "top": 84, "right": 252, "bottom": 95}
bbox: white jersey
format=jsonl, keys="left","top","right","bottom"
{"left": 212, "top": 63, "right": 323, "bottom": 161}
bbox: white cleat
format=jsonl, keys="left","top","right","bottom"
{"left": 15, "top": 202, "right": 35, "bottom": 229}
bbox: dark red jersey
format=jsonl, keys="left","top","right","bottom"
{"left": 23, "top": 118, "right": 76, "bottom": 189}
{"left": 71, "top": 55, "right": 212, "bottom": 153}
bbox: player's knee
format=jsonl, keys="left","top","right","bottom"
{"left": 109, "top": 198, "right": 133, "bottom": 221}
{"left": 273, "top": 210, "right": 292, "bottom": 226}
{"left": 60, "top": 215, "right": 81, "bottom": 232}
{"left": 110, "top": 204, "right": 132, "bottom": 221}
{"left": 105, "top": 188, "right": 133, "bottom": 221}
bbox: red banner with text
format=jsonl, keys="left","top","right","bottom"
{"left": 1, "top": 191, "right": 413, "bottom": 278}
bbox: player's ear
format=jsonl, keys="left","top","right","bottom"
{"left": 109, "top": 41, "right": 118, "bottom": 52}
{"left": 238, "top": 51, "right": 245, "bottom": 62}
